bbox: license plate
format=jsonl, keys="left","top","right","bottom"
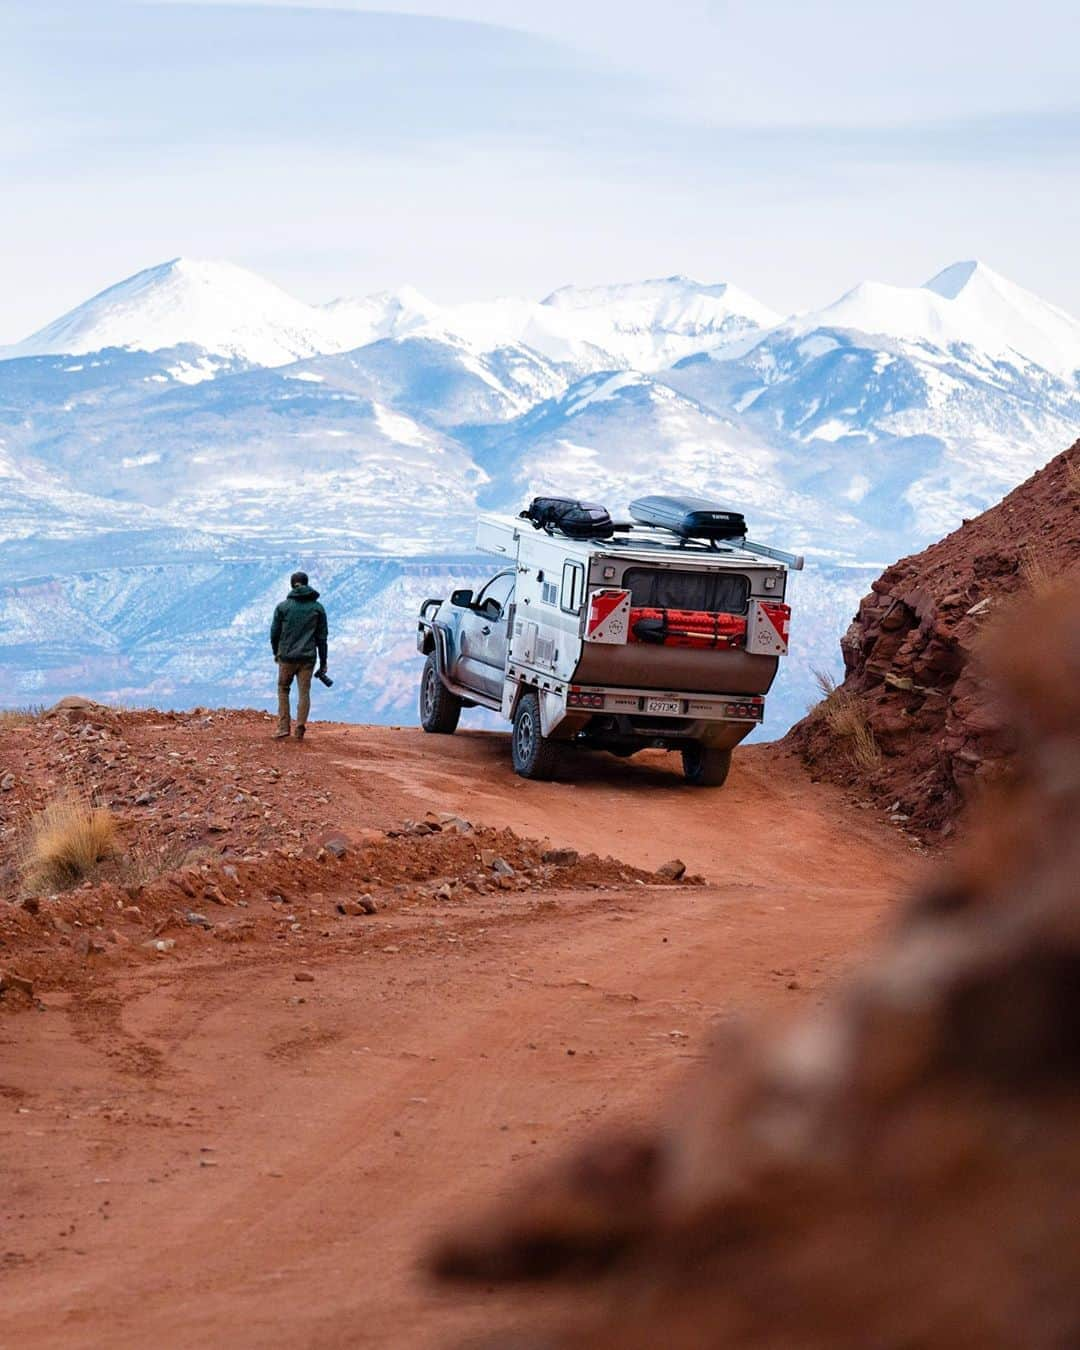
{"left": 645, "top": 697, "right": 682, "bottom": 715}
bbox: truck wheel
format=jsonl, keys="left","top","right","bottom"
{"left": 511, "top": 691, "right": 560, "bottom": 780}
{"left": 420, "top": 653, "right": 461, "bottom": 734}
{"left": 681, "top": 743, "right": 732, "bottom": 787}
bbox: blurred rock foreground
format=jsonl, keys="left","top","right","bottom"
{"left": 431, "top": 579, "right": 1080, "bottom": 1347}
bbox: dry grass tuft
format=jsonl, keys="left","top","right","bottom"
{"left": 811, "top": 668, "right": 882, "bottom": 771}
{"left": 0, "top": 705, "right": 44, "bottom": 727}
{"left": 1018, "top": 545, "right": 1054, "bottom": 596}
{"left": 119, "top": 840, "right": 213, "bottom": 887}
{"left": 21, "top": 797, "right": 119, "bottom": 893}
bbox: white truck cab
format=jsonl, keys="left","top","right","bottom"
{"left": 416, "top": 496, "right": 801, "bottom": 785}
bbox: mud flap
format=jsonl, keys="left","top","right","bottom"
{"left": 540, "top": 688, "right": 568, "bottom": 737}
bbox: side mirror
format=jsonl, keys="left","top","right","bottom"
{"left": 450, "top": 588, "right": 474, "bottom": 608}
{"left": 480, "top": 597, "right": 502, "bottom": 620}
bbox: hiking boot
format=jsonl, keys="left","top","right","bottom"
{"left": 273, "top": 729, "right": 290, "bottom": 740}
{"left": 294, "top": 725, "right": 306, "bottom": 742}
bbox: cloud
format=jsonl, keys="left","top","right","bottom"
{"left": 2, "top": 0, "right": 1078, "bottom": 337}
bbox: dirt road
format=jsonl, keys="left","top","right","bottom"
{"left": 1, "top": 724, "right": 918, "bottom": 1348}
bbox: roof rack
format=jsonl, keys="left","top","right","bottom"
{"left": 606, "top": 521, "right": 804, "bottom": 570}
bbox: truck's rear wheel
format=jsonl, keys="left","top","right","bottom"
{"left": 420, "top": 653, "right": 461, "bottom": 734}
{"left": 681, "top": 743, "right": 732, "bottom": 787}
{"left": 511, "top": 691, "right": 560, "bottom": 780}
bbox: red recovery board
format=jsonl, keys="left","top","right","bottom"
{"left": 627, "top": 607, "right": 747, "bottom": 649}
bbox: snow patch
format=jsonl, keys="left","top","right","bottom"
{"left": 564, "top": 371, "right": 645, "bottom": 416}
{"left": 372, "top": 402, "right": 431, "bottom": 447}
{"left": 810, "top": 419, "right": 852, "bottom": 443}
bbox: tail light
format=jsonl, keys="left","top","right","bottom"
{"left": 568, "top": 687, "right": 604, "bottom": 709}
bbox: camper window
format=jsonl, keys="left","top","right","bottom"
{"left": 623, "top": 567, "right": 750, "bottom": 614}
{"left": 561, "top": 560, "right": 585, "bottom": 614}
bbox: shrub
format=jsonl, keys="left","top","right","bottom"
{"left": 811, "top": 668, "right": 881, "bottom": 771}
{"left": 21, "top": 797, "right": 119, "bottom": 892}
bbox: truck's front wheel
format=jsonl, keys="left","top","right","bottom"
{"left": 511, "top": 691, "right": 560, "bottom": 780}
{"left": 681, "top": 743, "right": 732, "bottom": 787}
{"left": 420, "top": 653, "right": 461, "bottom": 734}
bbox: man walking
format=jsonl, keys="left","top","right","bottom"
{"left": 270, "top": 571, "right": 328, "bottom": 741}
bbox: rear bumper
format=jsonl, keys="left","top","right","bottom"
{"left": 565, "top": 685, "right": 764, "bottom": 726}
{"left": 542, "top": 683, "right": 765, "bottom": 750}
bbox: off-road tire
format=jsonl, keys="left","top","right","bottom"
{"left": 681, "top": 743, "right": 732, "bottom": 787}
{"left": 420, "top": 653, "right": 461, "bottom": 734}
{"left": 511, "top": 691, "right": 560, "bottom": 780}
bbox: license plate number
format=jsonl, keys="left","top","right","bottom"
{"left": 645, "top": 698, "right": 682, "bottom": 715}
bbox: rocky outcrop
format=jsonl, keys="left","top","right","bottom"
{"left": 430, "top": 576, "right": 1080, "bottom": 1350}
{"left": 788, "top": 439, "right": 1080, "bottom": 835}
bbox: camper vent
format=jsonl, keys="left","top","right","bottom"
{"left": 541, "top": 581, "right": 558, "bottom": 606}
{"left": 535, "top": 636, "right": 557, "bottom": 666}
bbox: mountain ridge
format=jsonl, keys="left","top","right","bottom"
{"left": 1, "top": 254, "right": 1077, "bottom": 734}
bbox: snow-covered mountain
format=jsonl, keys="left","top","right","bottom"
{"left": 5, "top": 261, "right": 779, "bottom": 378}
{"left": 536, "top": 276, "right": 779, "bottom": 369}
{"left": 1, "top": 256, "right": 1076, "bottom": 734}
{"left": 787, "top": 260, "right": 1080, "bottom": 379}
{"left": 664, "top": 260, "right": 1080, "bottom": 542}
{"left": 7, "top": 259, "right": 342, "bottom": 370}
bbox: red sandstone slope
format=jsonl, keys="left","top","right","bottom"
{"left": 788, "top": 438, "right": 1080, "bottom": 835}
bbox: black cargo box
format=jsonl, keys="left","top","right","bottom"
{"left": 629, "top": 495, "right": 746, "bottom": 541}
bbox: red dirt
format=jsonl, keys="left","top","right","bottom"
{"left": 787, "top": 438, "right": 1080, "bottom": 837}
{"left": 0, "top": 708, "right": 916, "bottom": 1347}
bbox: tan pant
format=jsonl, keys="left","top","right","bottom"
{"left": 277, "top": 660, "right": 313, "bottom": 734}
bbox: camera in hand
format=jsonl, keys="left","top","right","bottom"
{"left": 315, "top": 670, "right": 334, "bottom": 688}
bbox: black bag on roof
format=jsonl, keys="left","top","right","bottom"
{"left": 629, "top": 494, "right": 746, "bottom": 541}
{"left": 521, "top": 497, "right": 613, "bottom": 540}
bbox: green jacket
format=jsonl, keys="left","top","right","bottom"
{"left": 271, "top": 585, "right": 328, "bottom": 667}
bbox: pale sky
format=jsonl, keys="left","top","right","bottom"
{"left": 2, "top": 0, "right": 1079, "bottom": 339}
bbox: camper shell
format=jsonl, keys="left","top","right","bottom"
{"left": 416, "top": 500, "right": 801, "bottom": 784}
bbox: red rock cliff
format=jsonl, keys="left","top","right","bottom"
{"left": 787, "top": 439, "right": 1080, "bottom": 835}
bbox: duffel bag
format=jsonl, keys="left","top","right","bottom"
{"left": 520, "top": 497, "right": 613, "bottom": 539}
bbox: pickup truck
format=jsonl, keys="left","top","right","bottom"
{"left": 416, "top": 497, "right": 800, "bottom": 784}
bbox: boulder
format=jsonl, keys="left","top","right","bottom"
{"left": 655, "top": 859, "right": 686, "bottom": 881}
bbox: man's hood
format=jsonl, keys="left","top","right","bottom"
{"left": 287, "top": 584, "right": 320, "bottom": 602}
